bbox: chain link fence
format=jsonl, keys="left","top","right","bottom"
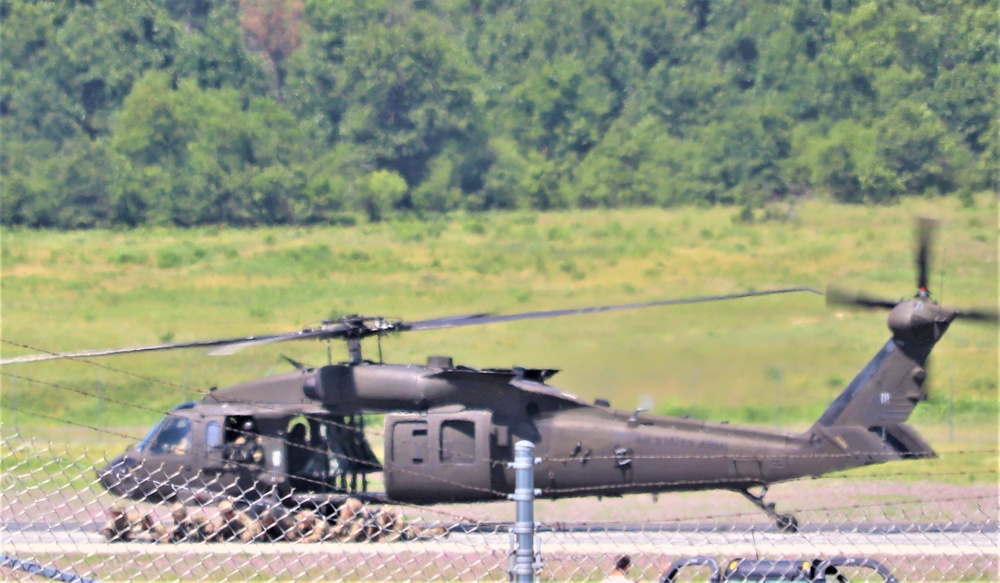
{"left": 2, "top": 419, "right": 997, "bottom": 582}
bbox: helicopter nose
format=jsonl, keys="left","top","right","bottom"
{"left": 97, "top": 454, "right": 139, "bottom": 497}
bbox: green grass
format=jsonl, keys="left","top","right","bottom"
{"left": 1, "top": 196, "right": 996, "bottom": 452}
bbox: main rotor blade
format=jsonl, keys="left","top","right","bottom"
{"left": 0, "top": 333, "right": 296, "bottom": 365}
{"left": 207, "top": 314, "right": 427, "bottom": 356}
{"left": 406, "top": 287, "right": 823, "bottom": 331}
{"left": 2, "top": 287, "right": 823, "bottom": 364}
{"left": 207, "top": 326, "right": 347, "bottom": 356}
{"left": 916, "top": 217, "right": 937, "bottom": 293}
{"left": 400, "top": 313, "right": 491, "bottom": 330}
{"left": 826, "top": 285, "right": 900, "bottom": 310}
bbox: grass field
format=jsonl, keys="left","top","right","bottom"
{"left": 1, "top": 196, "right": 996, "bottom": 445}
{"left": 1, "top": 198, "right": 997, "bottom": 583}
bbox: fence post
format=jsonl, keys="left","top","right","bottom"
{"left": 509, "top": 440, "right": 539, "bottom": 583}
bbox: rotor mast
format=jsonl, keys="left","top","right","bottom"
{"left": 347, "top": 338, "right": 363, "bottom": 365}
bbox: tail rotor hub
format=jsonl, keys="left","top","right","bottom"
{"left": 827, "top": 218, "right": 996, "bottom": 330}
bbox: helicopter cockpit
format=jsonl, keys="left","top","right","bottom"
{"left": 135, "top": 402, "right": 196, "bottom": 456}
{"left": 148, "top": 416, "right": 193, "bottom": 455}
{"left": 98, "top": 402, "right": 384, "bottom": 507}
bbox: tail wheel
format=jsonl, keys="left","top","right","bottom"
{"left": 775, "top": 513, "right": 799, "bottom": 533}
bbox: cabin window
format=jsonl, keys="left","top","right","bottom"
{"left": 440, "top": 420, "right": 476, "bottom": 464}
{"left": 149, "top": 417, "right": 192, "bottom": 455}
{"left": 392, "top": 421, "right": 428, "bottom": 465}
{"left": 205, "top": 421, "right": 222, "bottom": 449}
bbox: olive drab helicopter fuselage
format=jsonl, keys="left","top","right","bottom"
{"left": 92, "top": 299, "right": 944, "bottom": 534}
{"left": 4, "top": 220, "right": 994, "bottom": 532}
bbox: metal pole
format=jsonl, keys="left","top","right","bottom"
{"left": 510, "top": 440, "right": 539, "bottom": 583}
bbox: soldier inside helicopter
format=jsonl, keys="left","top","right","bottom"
{"left": 280, "top": 414, "right": 382, "bottom": 494}
{"left": 223, "top": 417, "right": 264, "bottom": 465}
{"left": 213, "top": 412, "right": 383, "bottom": 494}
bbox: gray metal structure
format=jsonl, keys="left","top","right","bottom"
{"left": 509, "top": 440, "right": 539, "bottom": 583}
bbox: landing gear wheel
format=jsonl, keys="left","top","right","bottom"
{"left": 775, "top": 513, "right": 798, "bottom": 533}
{"left": 737, "top": 487, "right": 800, "bottom": 534}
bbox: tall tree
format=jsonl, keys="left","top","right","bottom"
{"left": 239, "top": 0, "right": 303, "bottom": 101}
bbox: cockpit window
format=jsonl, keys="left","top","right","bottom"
{"left": 149, "top": 417, "right": 192, "bottom": 455}
{"left": 137, "top": 419, "right": 165, "bottom": 452}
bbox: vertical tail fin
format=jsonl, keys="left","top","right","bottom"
{"left": 807, "top": 334, "right": 937, "bottom": 467}
{"left": 815, "top": 339, "right": 928, "bottom": 429}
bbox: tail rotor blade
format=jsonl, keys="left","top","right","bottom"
{"left": 916, "top": 217, "right": 937, "bottom": 294}
{"left": 826, "top": 285, "right": 899, "bottom": 310}
{"left": 955, "top": 307, "right": 1000, "bottom": 323}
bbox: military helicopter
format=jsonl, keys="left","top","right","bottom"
{"left": 2, "top": 221, "right": 994, "bottom": 532}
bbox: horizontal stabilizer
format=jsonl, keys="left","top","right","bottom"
{"left": 878, "top": 423, "right": 936, "bottom": 459}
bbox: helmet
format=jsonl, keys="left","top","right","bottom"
{"left": 263, "top": 505, "right": 288, "bottom": 524}
{"left": 339, "top": 498, "right": 364, "bottom": 522}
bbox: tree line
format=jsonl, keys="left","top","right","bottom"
{"left": 2, "top": 0, "right": 995, "bottom": 228}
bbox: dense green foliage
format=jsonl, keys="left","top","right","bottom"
{"left": 2, "top": 0, "right": 996, "bottom": 228}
